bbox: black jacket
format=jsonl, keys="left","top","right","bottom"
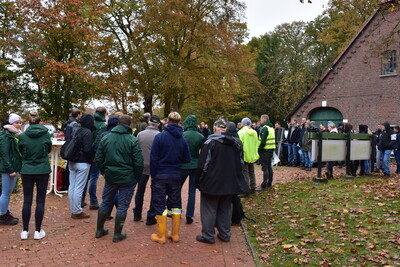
{"left": 73, "top": 114, "right": 95, "bottom": 163}
{"left": 197, "top": 133, "right": 248, "bottom": 195}
{"left": 377, "top": 122, "right": 395, "bottom": 151}
{"left": 287, "top": 125, "right": 300, "bottom": 144}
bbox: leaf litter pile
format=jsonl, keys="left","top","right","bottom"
{"left": 242, "top": 175, "right": 400, "bottom": 266}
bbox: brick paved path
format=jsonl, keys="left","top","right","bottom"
{"left": 0, "top": 163, "right": 366, "bottom": 266}
{"left": 0, "top": 173, "right": 255, "bottom": 267}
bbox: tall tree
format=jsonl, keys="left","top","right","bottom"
{"left": 17, "top": 0, "right": 103, "bottom": 123}
{"left": 0, "top": 1, "right": 23, "bottom": 121}
{"left": 319, "top": 0, "right": 381, "bottom": 54}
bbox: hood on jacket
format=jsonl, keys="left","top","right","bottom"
{"left": 111, "top": 124, "right": 131, "bottom": 134}
{"left": 80, "top": 114, "right": 96, "bottom": 131}
{"left": 183, "top": 115, "right": 198, "bottom": 131}
{"left": 25, "top": 124, "right": 49, "bottom": 138}
{"left": 226, "top": 122, "right": 237, "bottom": 137}
{"left": 242, "top": 126, "right": 257, "bottom": 136}
{"left": 382, "top": 122, "right": 391, "bottom": 131}
{"left": 165, "top": 123, "right": 183, "bottom": 138}
{"left": 94, "top": 112, "right": 106, "bottom": 122}
{"left": 359, "top": 124, "right": 368, "bottom": 134}
{"left": 106, "top": 116, "right": 119, "bottom": 131}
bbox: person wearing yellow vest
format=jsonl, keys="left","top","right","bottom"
{"left": 258, "top": 114, "right": 276, "bottom": 190}
{"left": 238, "top": 118, "right": 259, "bottom": 195}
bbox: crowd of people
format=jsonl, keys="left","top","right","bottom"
{"left": 274, "top": 118, "right": 400, "bottom": 179}
{"left": 1, "top": 108, "right": 398, "bottom": 244}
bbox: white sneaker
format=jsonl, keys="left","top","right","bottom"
{"left": 34, "top": 230, "right": 46, "bottom": 240}
{"left": 20, "top": 231, "right": 29, "bottom": 240}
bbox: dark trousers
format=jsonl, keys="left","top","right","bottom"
{"left": 242, "top": 163, "right": 256, "bottom": 192}
{"left": 21, "top": 174, "right": 49, "bottom": 232}
{"left": 200, "top": 193, "right": 233, "bottom": 242}
{"left": 259, "top": 149, "right": 274, "bottom": 188}
{"left": 133, "top": 174, "right": 155, "bottom": 218}
{"left": 180, "top": 169, "right": 197, "bottom": 217}
{"left": 151, "top": 175, "right": 181, "bottom": 215}
{"left": 395, "top": 150, "right": 400, "bottom": 174}
{"left": 99, "top": 180, "right": 137, "bottom": 216}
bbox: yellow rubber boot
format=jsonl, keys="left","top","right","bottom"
{"left": 150, "top": 215, "right": 167, "bottom": 244}
{"left": 167, "top": 214, "right": 181, "bottom": 242}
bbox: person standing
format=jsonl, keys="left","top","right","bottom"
{"left": 258, "top": 114, "right": 276, "bottom": 190}
{"left": 238, "top": 117, "right": 259, "bottom": 195}
{"left": 133, "top": 115, "right": 161, "bottom": 225}
{"left": 394, "top": 126, "right": 400, "bottom": 174}
{"left": 69, "top": 114, "right": 95, "bottom": 219}
{"left": 180, "top": 115, "right": 205, "bottom": 224}
{"left": 63, "top": 108, "right": 82, "bottom": 140}
{"left": 301, "top": 121, "right": 313, "bottom": 171}
{"left": 286, "top": 120, "right": 300, "bottom": 166}
{"left": 95, "top": 115, "right": 143, "bottom": 242}
{"left": 196, "top": 119, "right": 248, "bottom": 244}
{"left": 150, "top": 112, "right": 190, "bottom": 244}
{"left": 18, "top": 113, "right": 52, "bottom": 239}
{"left": 0, "top": 113, "right": 22, "bottom": 225}
{"left": 82, "top": 107, "right": 107, "bottom": 210}
{"left": 377, "top": 122, "right": 395, "bottom": 178}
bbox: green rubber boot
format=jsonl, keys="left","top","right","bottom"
{"left": 112, "top": 214, "right": 127, "bottom": 242}
{"left": 95, "top": 210, "right": 109, "bottom": 238}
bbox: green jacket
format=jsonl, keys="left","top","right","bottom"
{"left": 96, "top": 125, "right": 143, "bottom": 184}
{"left": 93, "top": 112, "right": 107, "bottom": 143}
{"left": 0, "top": 130, "right": 22, "bottom": 173}
{"left": 181, "top": 115, "right": 205, "bottom": 169}
{"left": 301, "top": 129, "right": 312, "bottom": 152}
{"left": 18, "top": 124, "right": 52, "bottom": 174}
{"left": 238, "top": 126, "right": 259, "bottom": 163}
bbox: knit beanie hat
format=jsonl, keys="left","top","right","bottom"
{"left": 8, "top": 113, "right": 21, "bottom": 124}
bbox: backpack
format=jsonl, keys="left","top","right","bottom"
{"left": 61, "top": 126, "right": 82, "bottom": 161}
{"left": 231, "top": 195, "right": 256, "bottom": 225}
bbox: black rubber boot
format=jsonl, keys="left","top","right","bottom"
{"left": 112, "top": 214, "right": 127, "bottom": 242}
{"left": 95, "top": 210, "right": 109, "bottom": 238}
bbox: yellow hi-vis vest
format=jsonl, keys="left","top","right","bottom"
{"left": 260, "top": 125, "right": 276, "bottom": 150}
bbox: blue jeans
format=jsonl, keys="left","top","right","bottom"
{"left": 133, "top": 174, "right": 155, "bottom": 218}
{"left": 303, "top": 151, "right": 312, "bottom": 167}
{"left": 376, "top": 148, "right": 383, "bottom": 169}
{"left": 288, "top": 144, "right": 298, "bottom": 165}
{"left": 82, "top": 163, "right": 99, "bottom": 205}
{"left": 395, "top": 150, "right": 400, "bottom": 173}
{"left": 151, "top": 175, "right": 181, "bottom": 215}
{"left": 0, "top": 173, "right": 18, "bottom": 215}
{"left": 365, "top": 160, "right": 371, "bottom": 173}
{"left": 382, "top": 149, "right": 392, "bottom": 175}
{"left": 180, "top": 169, "right": 197, "bottom": 218}
{"left": 297, "top": 145, "right": 304, "bottom": 165}
{"left": 100, "top": 180, "right": 137, "bottom": 216}
{"left": 69, "top": 162, "right": 90, "bottom": 214}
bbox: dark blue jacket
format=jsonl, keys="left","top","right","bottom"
{"left": 395, "top": 132, "right": 400, "bottom": 150}
{"left": 150, "top": 123, "right": 190, "bottom": 178}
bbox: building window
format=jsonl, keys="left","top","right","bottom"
{"left": 381, "top": 50, "right": 396, "bottom": 75}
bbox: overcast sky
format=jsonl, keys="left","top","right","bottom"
{"left": 243, "top": 0, "right": 330, "bottom": 39}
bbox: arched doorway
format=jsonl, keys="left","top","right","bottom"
{"left": 309, "top": 107, "right": 343, "bottom": 128}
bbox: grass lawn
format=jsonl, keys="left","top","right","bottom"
{"left": 242, "top": 175, "right": 400, "bottom": 266}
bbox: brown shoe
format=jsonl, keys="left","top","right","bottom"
{"left": 71, "top": 212, "right": 90, "bottom": 219}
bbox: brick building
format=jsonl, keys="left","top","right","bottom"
{"left": 286, "top": 1, "right": 400, "bottom": 131}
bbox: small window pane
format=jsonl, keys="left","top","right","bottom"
{"left": 382, "top": 50, "right": 397, "bottom": 75}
